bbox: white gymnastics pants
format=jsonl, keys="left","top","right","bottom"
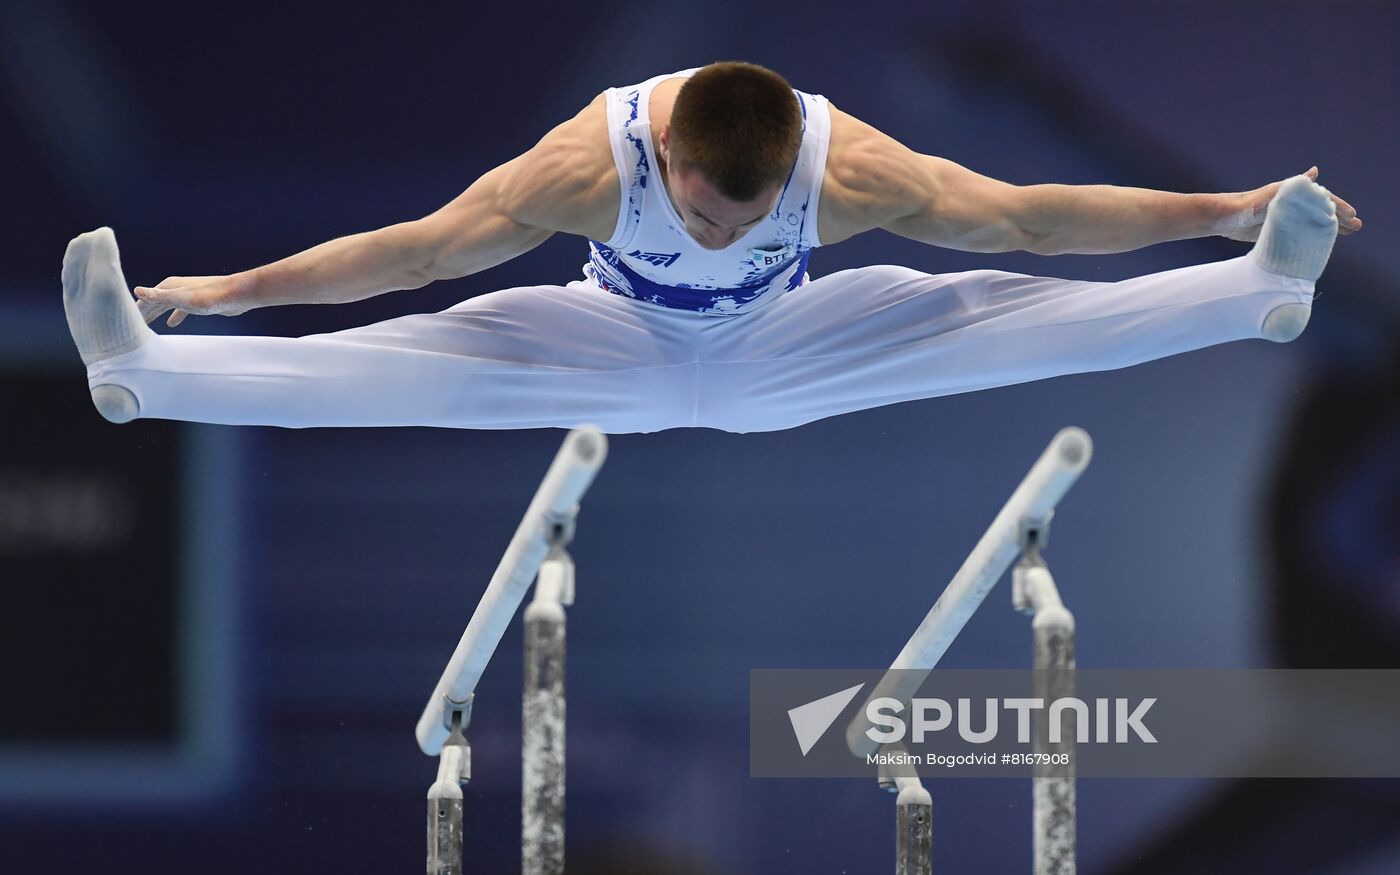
{"left": 85, "top": 255, "right": 1313, "bottom": 434}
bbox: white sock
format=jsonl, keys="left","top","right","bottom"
{"left": 1249, "top": 175, "right": 1338, "bottom": 282}
{"left": 61, "top": 227, "right": 149, "bottom": 421}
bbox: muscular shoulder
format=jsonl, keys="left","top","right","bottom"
{"left": 818, "top": 105, "right": 936, "bottom": 245}
{"left": 496, "top": 92, "right": 620, "bottom": 240}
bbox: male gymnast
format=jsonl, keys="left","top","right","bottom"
{"left": 62, "top": 62, "right": 1360, "bottom": 433}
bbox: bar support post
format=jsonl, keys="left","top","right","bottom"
{"left": 522, "top": 544, "right": 572, "bottom": 875}
{"left": 880, "top": 752, "right": 933, "bottom": 875}
{"left": 1014, "top": 533, "right": 1076, "bottom": 875}
{"left": 427, "top": 708, "right": 471, "bottom": 875}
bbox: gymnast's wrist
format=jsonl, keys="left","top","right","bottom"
{"left": 1206, "top": 191, "right": 1257, "bottom": 238}
{"left": 234, "top": 268, "right": 272, "bottom": 309}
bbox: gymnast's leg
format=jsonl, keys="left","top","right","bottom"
{"left": 695, "top": 176, "right": 1338, "bottom": 432}
{"left": 62, "top": 229, "right": 699, "bottom": 433}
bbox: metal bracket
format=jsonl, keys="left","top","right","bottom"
{"left": 1019, "top": 511, "right": 1054, "bottom": 557}
{"left": 1014, "top": 513, "right": 1053, "bottom": 614}
{"left": 440, "top": 692, "right": 475, "bottom": 736}
{"left": 544, "top": 506, "right": 579, "bottom": 548}
{"left": 442, "top": 709, "right": 471, "bottom": 784}
{"left": 538, "top": 544, "right": 575, "bottom": 607}
{"left": 876, "top": 744, "right": 922, "bottom": 793}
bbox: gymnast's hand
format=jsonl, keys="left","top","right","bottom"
{"left": 133, "top": 274, "right": 254, "bottom": 328}
{"left": 1221, "top": 167, "right": 1362, "bottom": 243}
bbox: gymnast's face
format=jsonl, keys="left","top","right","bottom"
{"left": 659, "top": 128, "right": 781, "bottom": 251}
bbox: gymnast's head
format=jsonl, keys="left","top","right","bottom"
{"left": 659, "top": 61, "right": 802, "bottom": 250}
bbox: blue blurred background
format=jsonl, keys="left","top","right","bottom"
{"left": 2, "top": 0, "right": 1398, "bottom": 871}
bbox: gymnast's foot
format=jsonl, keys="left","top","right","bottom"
{"left": 61, "top": 227, "right": 150, "bottom": 422}
{"left": 1251, "top": 174, "right": 1339, "bottom": 282}
{"left": 1250, "top": 175, "right": 1338, "bottom": 342}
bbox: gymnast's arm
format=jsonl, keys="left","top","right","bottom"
{"left": 819, "top": 106, "right": 1359, "bottom": 256}
{"left": 134, "top": 94, "right": 616, "bottom": 328}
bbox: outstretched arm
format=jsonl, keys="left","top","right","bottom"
{"left": 894, "top": 160, "right": 1361, "bottom": 256}
{"left": 136, "top": 94, "right": 614, "bottom": 327}
{"left": 821, "top": 107, "right": 1361, "bottom": 255}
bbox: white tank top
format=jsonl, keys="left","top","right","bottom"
{"left": 582, "top": 68, "right": 831, "bottom": 316}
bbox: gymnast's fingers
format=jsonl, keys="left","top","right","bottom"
{"left": 136, "top": 294, "right": 171, "bottom": 324}
{"left": 1331, "top": 195, "right": 1361, "bottom": 234}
